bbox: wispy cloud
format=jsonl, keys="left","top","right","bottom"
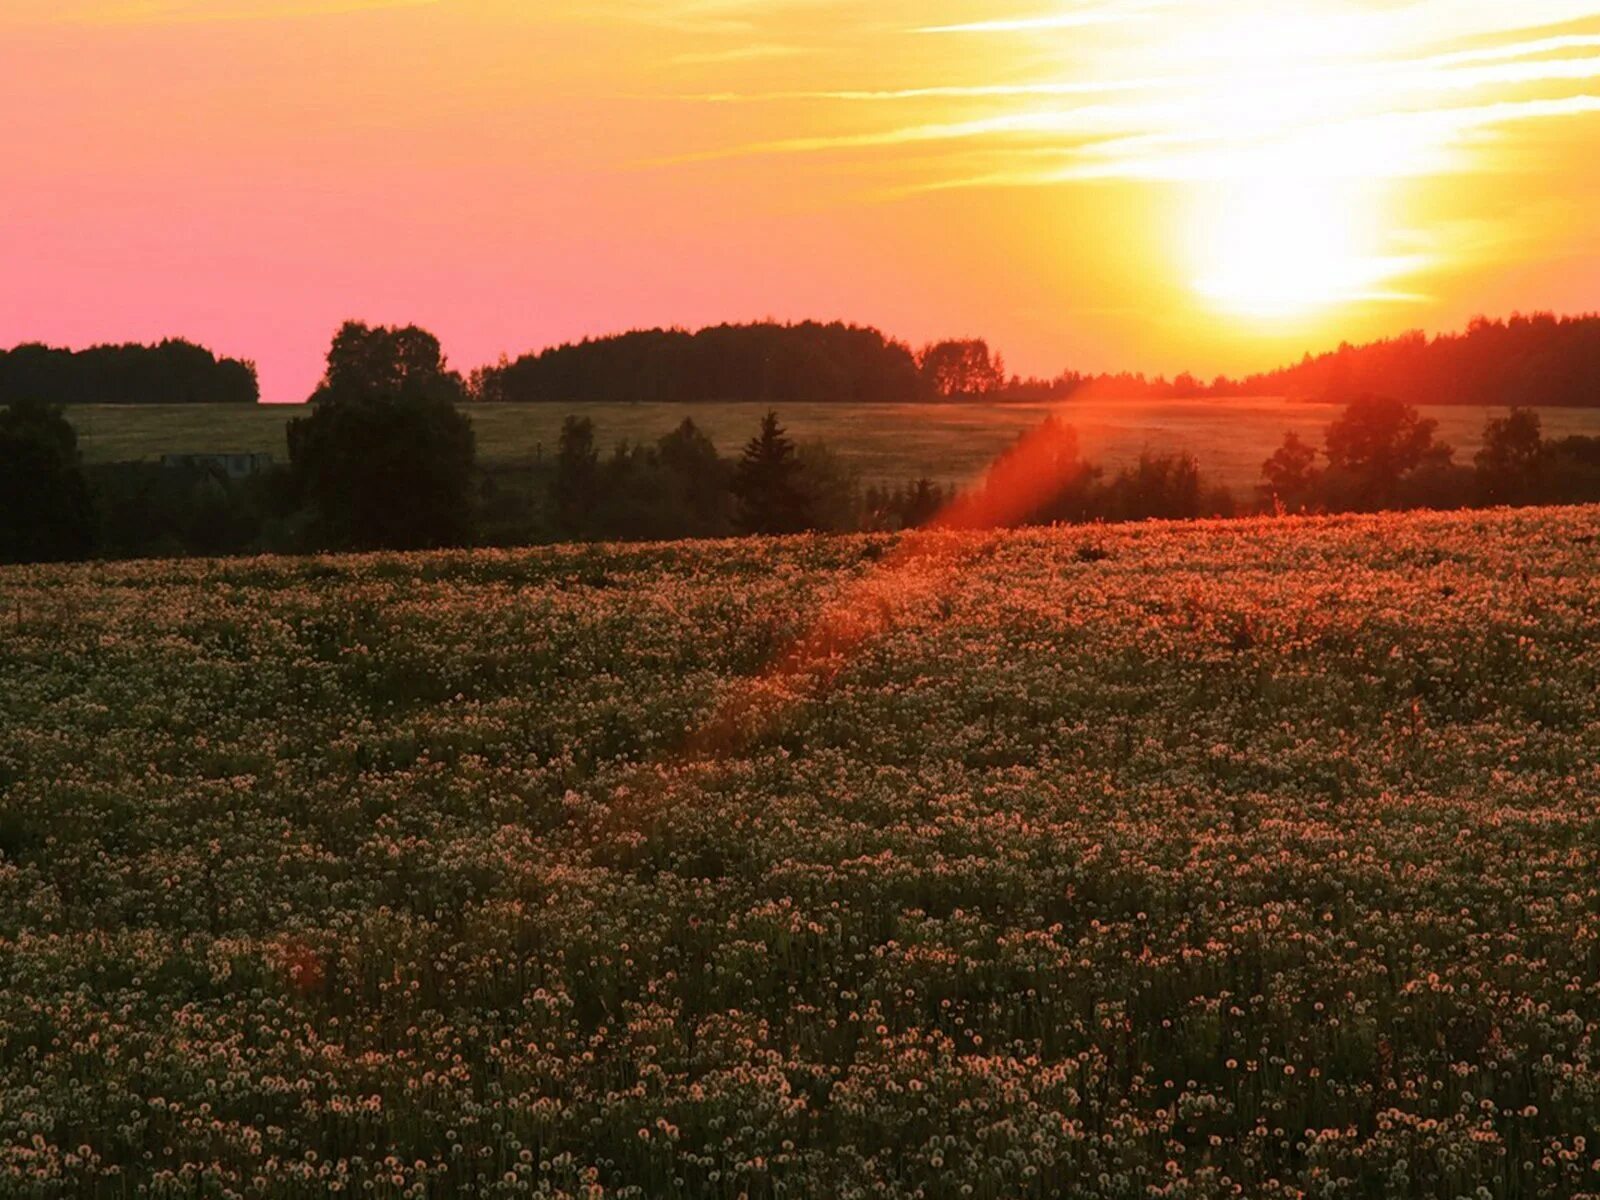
{"left": 896, "top": 93, "right": 1600, "bottom": 191}
{"left": 649, "top": 108, "right": 1136, "bottom": 165}
{"left": 1422, "top": 32, "right": 1600, "bottom": 68}
{"left": 653, "top": 0, "right": 1600, "bottom": 204}
{"left": 680, "top": 78, "right": 1174, "bottom": 104}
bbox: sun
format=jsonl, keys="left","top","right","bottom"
{"left": 1133, "top": 3, "right": 1439, "bottom": 324}
{"left": 1186, "top": 179, "right": 1420, "bottom": 320}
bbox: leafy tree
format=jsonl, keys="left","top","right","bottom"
{"left": 656, "top": 418, "right": 731, "bottom": 536}
{"left": 1105, "top": 450, "right": 1202, "bottom": 521}
{"left": 0, "top": 396, "right": 95, "bottom": 563}
{"left": 1323, "top": 394, "right": 1443, "bottom": 506}
{"left": 795, "top": 442, "right": 860, "bottom": 533}
{"left": 732, "top": 411, "right": 812, "bottom": 534}
{"left": 550, "top": 416, "right": 601, "bottom": 536}
{"left": 585, "top": 440, "right": 665, "bottom": 541}
{"left": 1475, "top": 407, "right": 1543, "bottom": 504}
{"left": 286, "top": 322, "right": 475, "bottom": 550}
{"left": 566, "top": 423, "right": 735, "bottom": 543}
{"left": 1260, "top": 431, "right": 1321, "bottom": 510}
{"left": 319, "top": 323, "right": 462, "bottom": 404}
{"left": 917, "top": 339, "right": 1007, "bottom": 399}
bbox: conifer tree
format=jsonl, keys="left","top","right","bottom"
{"left": 731, "top": 410, "right": 811, "bottom": 535}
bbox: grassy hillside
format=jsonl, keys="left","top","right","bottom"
{"left": 64, "top": 398, "right": 1600, "bottom": 495}
{"left": 3, "top": 507, "right": 1600, "bottom": 1196}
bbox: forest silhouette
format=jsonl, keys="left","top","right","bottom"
{"left": 6, "top": 311, "right": 1600, "bottom": 410}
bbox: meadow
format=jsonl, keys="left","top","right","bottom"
{"left": 3, "top": 505, "right": 1600, "bottom": 1197}
{"left": 65, "top": 398, "right": 1600, "bottom": 495}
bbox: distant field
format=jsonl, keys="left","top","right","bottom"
{"left": 67, "top": 398, "right": 1600, "bottom": 494}
{"left": 5, "top": 507, "right": 1600, "bottom": 1195}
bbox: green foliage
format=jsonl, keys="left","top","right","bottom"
{"left": 549, "top": 416, "right": 600, "bottom": 536}
{"left": 0, "top": 338, "right": 257, "bottom": 405}
{"left": 1323, "top": 394, "right": 1447, "bottom": 507}
{"left": 732, "top": 410, "right": 813, "bottom": 534}
{"left": 655, "top": 418, "right": 732, "bottom": 536}
{"left": 477, "top": 320, "right": 925, "bottom": 405}
{"left": 1476, "top": 407, "right": 1545, "bottom": 503}
{"left": 287, "top": 322, "right": 476, "bottom": 550}
{"left": 318, "top": 322, "right": 463, "bottom": 406}
{"left": 0, "top": 396, "right": 95, "bottom": 563}
{"left": 916, "top": 338, "right": 1007, "bottom": 399}
{"left": 470, "top": 312, "right": 1600, "bottom": 409}
{"left": 86, "top": 461, "right": 295, "bottom": 559}
{"left": 794, "top": 441, "right": 861, "bottom": 533}
{"left": 1271, "top": 401, "right": 1600, "bottom": 515}
{"left": 1260, "top": 430, "right": 1321, "bottom": 510}
{"left": 1103, "top": 448, "right": 1203, "bottom": 521}
{"left": 544, "top": 417, "right": 736, "bottom": 543}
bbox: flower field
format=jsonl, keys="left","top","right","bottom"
{"left": 3, "top": 505, "right": 1600, "bottom": 1199}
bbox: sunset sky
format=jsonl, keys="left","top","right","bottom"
{"left": 4, "top": 0, "right": 1599, "bottom": 401}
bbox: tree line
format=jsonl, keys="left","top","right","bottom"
{"left": 470, "top": 313, "right": 1600, "bottom": 406}
{"left": 6, "top": 320, "right": 1600, "bottom": 564}
{"left": 0, "top": 340, "right": 259, "bottom": 406}
{"left": 1231, "top": 313, "right": 1600, "bottom": 408}
{"left": 7, "top": 311, "right": 1600, "bottom": 409}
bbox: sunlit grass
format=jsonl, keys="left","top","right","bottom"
{"left": 65, "top": 399, "right": 1600, "bottom": 496}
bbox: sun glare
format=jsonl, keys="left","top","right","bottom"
{"left": 1149, "top": 4, "right": 1439, "bottom": 322}
{"left": 1188, "top": 180, "right": 1420, "bottom": 319}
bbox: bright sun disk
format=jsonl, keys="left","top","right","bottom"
{"left": 1188, "top": 180, "right": 1422, "bottom": 319}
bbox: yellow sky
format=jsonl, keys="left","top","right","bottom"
{"left": 3, "top": 0, "right": 1598, "bottom": 398}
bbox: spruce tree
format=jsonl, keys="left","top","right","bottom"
{"left": 731, "top": 410, "right": 811, "bottom": 535}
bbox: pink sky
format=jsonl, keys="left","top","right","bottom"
{"left": 4, "top": 1, "right": 1600, "bottom": 401}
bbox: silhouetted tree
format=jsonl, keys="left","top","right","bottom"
{"left": 732, "top": 411, "right": 811, "bottom": 534}
{"left": 467, "top": 311, "right": 1600, "bottom": 410}
{"left": 1106, "top": 450, "right": 1202, "bottom": 521}
{"left": 0, "top": 339, "right": 257, "bottom": 405}
{"left": 0, "top": 396, "right": 96, "bottom": 563}
{"left": 656, "top": 418, "right": 731, "bottom": 536}
{"left": 478, "top": 321, "right": 923, "bottom": 405}
{"left": 1323, "top": 394, "right": 1444, "bottom": 507}
{"left": 1225, "top": 312, "right": 1600, "bottom": 408}
{"left": 550, "top": 416, "right": 600, "bottom": 536}
{"left": 287, "top": 322, "right": 475, "bottom": 550}
{"left": 1475, "top": 407, "right": 1544, "bottom": 504}
{"left": 587, "top": 439, "right": 668, "bottom": 540}
{"left": 796, "top": 442, "right": 861, "bottom": 532}
{"left": 319, "top": 323, "right": 462, "bottom": 403}
{"left": 1260, "top": 431, "right": 1321, "bottom": 511}
{"left": 918, "top": 339, "right": 1006, "bottom": 399}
